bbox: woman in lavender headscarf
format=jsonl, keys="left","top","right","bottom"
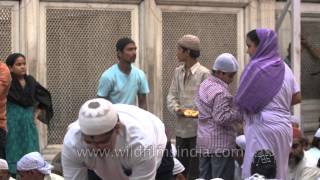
{"left": 235, "top": 29, "right": 301, "bottom": 179}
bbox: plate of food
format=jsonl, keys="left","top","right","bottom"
{"left": 183, "top": 109, "right": 199, "bottom": 118}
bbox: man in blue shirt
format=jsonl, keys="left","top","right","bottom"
{"left": 97, "top": 37, "right": 149, "bottom": 110}
{"left": 92, "top": 38, "right": 150, "bottom": 180}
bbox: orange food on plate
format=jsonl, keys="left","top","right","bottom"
{"left": 183, "top": 109, "right": 199, "bottom": 118}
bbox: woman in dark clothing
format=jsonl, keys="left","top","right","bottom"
{"left": 5, "top": 53, "right": 53, "bottom": 177}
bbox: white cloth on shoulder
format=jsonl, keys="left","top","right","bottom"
{"left": 171, "top": 144, "right": 185, "bottom": 175}
{"left": 236, "top": 135, "right": 246, "bottom": 150}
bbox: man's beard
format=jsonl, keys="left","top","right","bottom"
{"left": 289, "top": 153, "right": 304, "bottom": 169}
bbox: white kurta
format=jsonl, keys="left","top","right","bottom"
{"left": 62, "top": 104, "right": 167, "bottom": 180}
{"left": 287, "top": 152, "right": 320, "bottom": 180}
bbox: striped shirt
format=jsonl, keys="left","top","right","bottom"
{"left": 195, "top": 75, "right": 241, "bottom": 154}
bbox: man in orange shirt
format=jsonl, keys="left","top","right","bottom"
{"left": 0, "top": 61, "right": 11, "bottom": 159}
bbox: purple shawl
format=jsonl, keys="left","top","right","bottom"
{"left": 235, "top": 28, "right": 285, "bottom": 114}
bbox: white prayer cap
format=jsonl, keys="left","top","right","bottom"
{"left": 213, "top": 53, "right": 239, "bottom": 73}
{"left": 236, "top": 135, "right": 246, "bottom": 150}
{"left": 78, "top": 98, "right": 118, "bottom": 135}
{"left": 172, "top": 158, "right": 185, "bottom": 175}
{"left": 315, "top": 128, "right": 320, "bottom": 138}
{"left": 17, "top": 152, "right": 53, "bottom": 175}
{"left": 0, "top": 159, "right": 8, "bottom": 170}
{"left": 210, "top": 179, "right": 224, "bottom": 180}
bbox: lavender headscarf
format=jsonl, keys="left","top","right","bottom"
{"left": 235, "top": 28, "right": 285, "bottom": 114}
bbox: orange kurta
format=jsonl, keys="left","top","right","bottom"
{"left": 0, "top": 62, "right": 11, "bottom": 129}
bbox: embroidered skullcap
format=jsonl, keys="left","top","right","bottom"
{"left": 78, "top": 98, "right": 118, "bottom": 135}
{"left": 251, "top": 149, "right": 276, "bottom": 179}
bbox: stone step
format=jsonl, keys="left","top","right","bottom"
{"left": 41, "top": 144, "right": 62, "bottom": 163}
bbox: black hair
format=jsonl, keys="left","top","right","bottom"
{"left": 251, "top": 149, "right": 277, "bottom": 179}
{"left": 5, "top": 53, "right": 26, "bottom": 67}
{"left": 311, "top": 137, "right": 320, "bottom": 149}
{"left": 247, "top": 30, "right": 260, "bottom": 47}
{"left": 212, "top": 69, "right": 227, "bottom": 76}
{"left": 181, "top": 46, "right": 200, "bottom": 59}
{"left": 116, "top": 37, "right": 135, "bottom": 52}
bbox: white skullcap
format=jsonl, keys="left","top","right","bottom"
{"left": 172, "top": 158, "right": 185, "bottom": 175}
{"left": 236, "top": 135, "right": 246, "bottom": 150}
{"left": 17, "top": 152, "right": 53, "bottom": 175}
{"left": 0, "top": 159, "right": 8, "bottom": 170}
{"left": 210, "top": 178, "right": 224, "bottom": 180}
{"left": 213, "top": 53, "right": 239, "bottom": 73}
{"left": 315, "top": 128, "right": 320, "bottom": 138}
{"left": 78, "top": 98, "right": 118, "bottom": 135}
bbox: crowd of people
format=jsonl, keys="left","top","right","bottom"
{"left": 0, "top": 27, "right": 319, "bottom": 180}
